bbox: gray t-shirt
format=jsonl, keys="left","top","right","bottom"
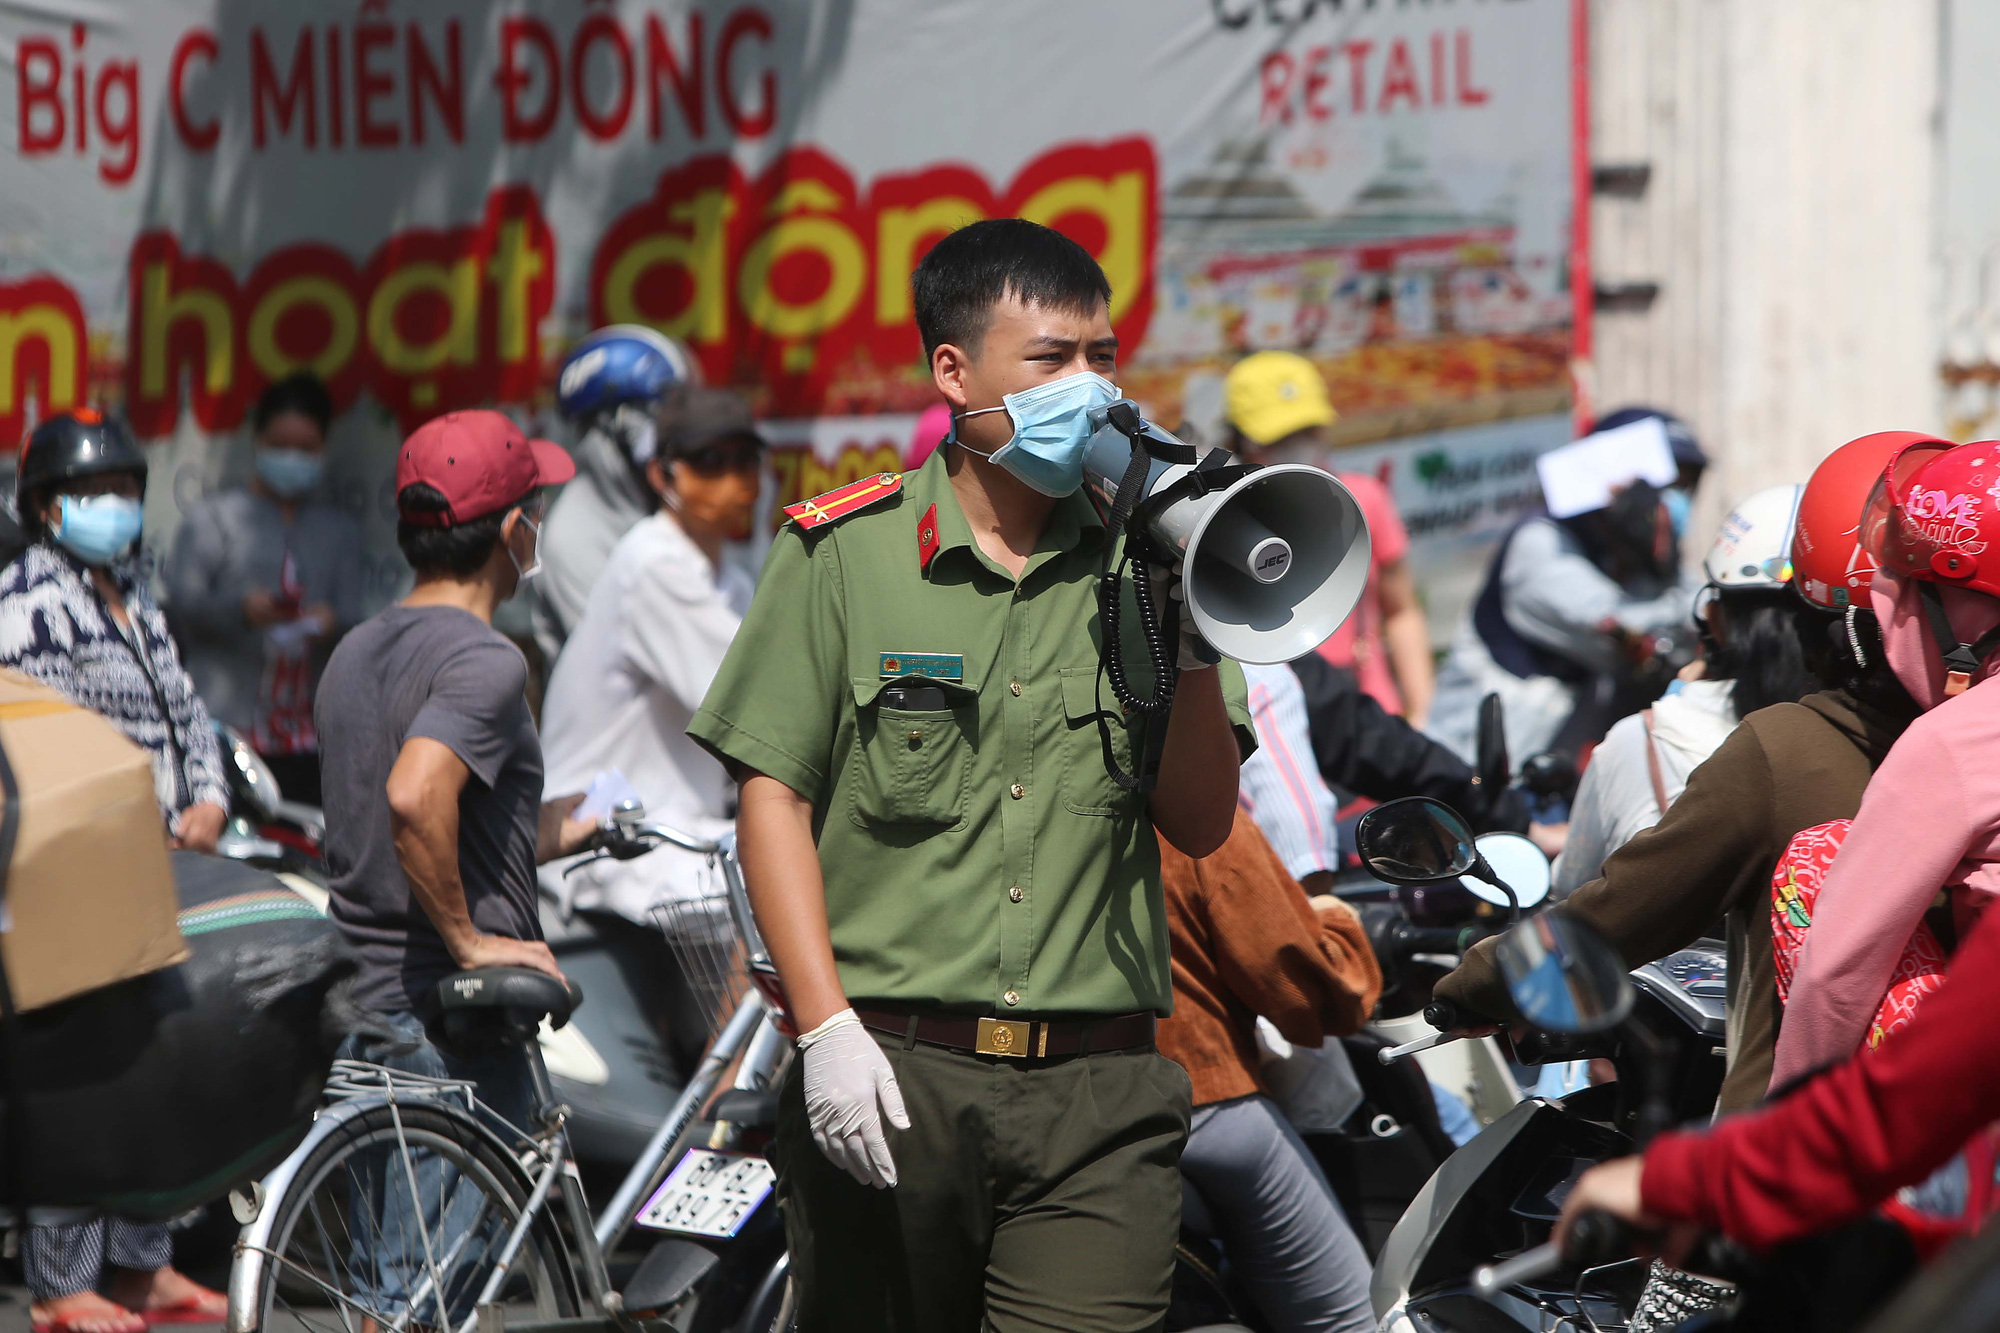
{"left": 316, "top": 604, "right": 543, "bottom": 1015}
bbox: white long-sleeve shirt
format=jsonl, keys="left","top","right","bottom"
{"left": 541, "top": 512, "right": 754, "bottom": 922}
{"left": 1551, "top": 678, "right": 1738, "bottom": 898}
{"left": 1236, "top": 660, "right": 1341, "bottom": 882}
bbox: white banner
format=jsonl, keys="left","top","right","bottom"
{"left": 0, "top": 0, "right": 1577, "bottom": 609}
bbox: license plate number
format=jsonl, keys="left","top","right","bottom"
{"left": 635, "top": 1149, "right": 777, "bottom": 1239}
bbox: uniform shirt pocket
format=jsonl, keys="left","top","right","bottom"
{"left": 848, "top": 677, "right": 974, "bottom": 829}
{"left": 1058, "top": 666, "right": 1143, "bottom": 817}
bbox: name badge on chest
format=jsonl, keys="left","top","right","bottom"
{"left": 879, "top": 652, "right": 964, "bottom": 682}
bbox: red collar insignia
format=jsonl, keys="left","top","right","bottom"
{"left": 917, "top": 504, "right": 941, "bottom": 572}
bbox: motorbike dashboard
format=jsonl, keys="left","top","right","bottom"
{"left": 1631, "top": 944, "right": 1728, "bottom": 1038}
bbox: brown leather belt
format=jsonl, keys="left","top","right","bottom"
{"left": 854, "top": 1007, "right": 1155, "bottom": 1059}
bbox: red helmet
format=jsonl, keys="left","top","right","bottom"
{"left": 1793, "top": 431, "right": 1953, "bottom": 609}
{"left": 1859, "top": 437, "right": 2000, "bottom": 694}
{"left": 1859, "top": 439, "right": 2000, "bottom": 599}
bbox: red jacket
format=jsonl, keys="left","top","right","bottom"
{"left": 1641, "top": 893, "right": 2000, "bottom": 1251}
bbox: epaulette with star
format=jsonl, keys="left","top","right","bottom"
{"left": 782, "top": 472, "right": 903, "bottom": 530}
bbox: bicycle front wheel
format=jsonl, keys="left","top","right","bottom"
{"left": 249, "top": 1100, "right": 579, "bottom": 1332}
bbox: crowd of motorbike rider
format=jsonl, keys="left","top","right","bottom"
{"left": 9, "top": 228, "right": 2000, "bottom": 1330}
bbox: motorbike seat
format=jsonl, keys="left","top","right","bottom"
{"left": 435, "top": 968, "right": 582, "bottom": 1030}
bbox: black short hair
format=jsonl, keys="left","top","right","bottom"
{"left": 396, "top": 483, "right": 507, "bottom": 580}
{"left": 254, "top": 372, "right": 334, "bottom": 434}
{"left": 911, "top": 219, "right": 1112, "bottom": 360}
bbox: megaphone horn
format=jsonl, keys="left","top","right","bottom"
{"left": 1082, "top": 408, "right": 1373, "bottom": 665}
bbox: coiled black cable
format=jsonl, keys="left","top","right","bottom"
{"left": 1098, "top": 553, "right": 1177, "bottom": 719}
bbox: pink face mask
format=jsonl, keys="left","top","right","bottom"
{"left": 1872, "top": 566, "right": 2000, "bottom": 710}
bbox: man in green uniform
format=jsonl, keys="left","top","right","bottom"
{"left": 690, "top": 219, "right": 1253, "bottom": 1331}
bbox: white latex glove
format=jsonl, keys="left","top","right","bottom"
{"left": 1150, "top": 562, "right": 1219, "bottom": 672}
{"left": 795, "top": 1009, "right": 909, "bottom": 1189}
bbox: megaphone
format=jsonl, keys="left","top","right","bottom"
{"left": 1081, "top": 404, "right": 1372, "bottom": 664}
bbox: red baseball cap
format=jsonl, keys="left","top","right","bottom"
{"left": 396, "top": 410, "right": 576, "bottom": 527}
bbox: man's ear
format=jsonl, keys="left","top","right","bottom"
{"left": 645, "top": 456, "right": 672, "bottom": 501}
{"left": 932, "top": 342, "right": 973, "bottom": 412}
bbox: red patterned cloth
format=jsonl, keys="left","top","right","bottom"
{"left": 1769, "top": 817, "right": 1996, "bottom": 1257}
{"left": 1771, "top": 819, "right": 1949, "bottom": 1049}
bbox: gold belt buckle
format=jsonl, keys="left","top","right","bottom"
{"left": 975, "top": 1017, "right": 1030, "bottom": 1057}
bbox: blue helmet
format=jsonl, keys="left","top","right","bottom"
{"left": 555, "top": 325, "right": 697, "bottom": 422}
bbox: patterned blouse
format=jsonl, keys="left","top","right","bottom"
{"left": 0, "top": 541, "right": 229, "bottom": 822}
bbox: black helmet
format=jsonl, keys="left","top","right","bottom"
{"left": 17, "top": 411, "right": 147, "bottom": 533}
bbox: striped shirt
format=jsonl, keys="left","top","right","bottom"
{"left": 1237, "top": 660, "right": 1339, "bottom": 882}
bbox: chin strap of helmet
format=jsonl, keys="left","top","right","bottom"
{"left": 1844, "top": 604, "right": 1870, "bottom": 670}
{"left": 1917, "top": 580, "right": 2000, "bottom": 696}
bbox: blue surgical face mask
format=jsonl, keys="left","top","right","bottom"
{"left": 254, "top": 447, "right": 323, "bottom": 499}
{"left": 1664, "top": 487, "right": 1693, "bottom": 540}
{"left": 254, "top": 446, "right": 324, "bottom": 498}
{"left": 54, "top": 493, "right": 143, "bottom": 567}
{"left": 951, "top": 370, "right": 1120, "bottom": 497}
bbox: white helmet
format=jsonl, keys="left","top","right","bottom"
{"left": 1703, "top": 484, "right": 1804, "bottom": 590}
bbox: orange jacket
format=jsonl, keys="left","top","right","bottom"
{"left": 1157, "top": 819, "right": 1382, "bottom": 1106}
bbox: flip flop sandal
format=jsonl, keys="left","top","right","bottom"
{"left": 31, "top": 1310, "right": 148, "bottom": 1333}
{"left": 137, "top": 1298, "right": 227, "bottom": 1328}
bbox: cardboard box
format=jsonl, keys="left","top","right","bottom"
{"left": 0, "top": 670, "right": 186, "bottom": 1011}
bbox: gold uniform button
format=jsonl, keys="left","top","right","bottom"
{"left": 1003, "top": 990, "right": 1020, "bottom": 1007}
{"left": 1009, "top": 885, "right": 1024, "bottom": 903}
{"left": 1010, "top": 680, "right": 1022, "bottom": 697}
{"left": 1009, "top": 782, "right": 1026, "bottom": 800}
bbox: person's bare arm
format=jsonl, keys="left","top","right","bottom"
{"left": 1376, "top": 559, "right": 1435, "bottom": 727}
{"left": 1148, "top": 667, "right": 1241, "bottom": 858}
{"left": 738, "top": 771, "right": 849, "bottom": 1031}
{"left": 386, "top": 736, "right": 563, "bottom": 979}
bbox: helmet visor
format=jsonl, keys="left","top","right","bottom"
{"left": 1860, "top": 440, "right": 1964, "bottom": 579}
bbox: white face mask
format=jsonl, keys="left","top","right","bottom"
{"left": 507, "top": 512, "right": 543, "bottom": 587}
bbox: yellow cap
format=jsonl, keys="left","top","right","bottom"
{"left": 1223, "top": 351, "right": 1337, "bottom": 446}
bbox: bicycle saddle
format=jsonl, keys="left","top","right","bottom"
{"left": 435, "top": 967, "right": 582, "bottom": 1030}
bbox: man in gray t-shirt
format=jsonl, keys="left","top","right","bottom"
{"left": 319, "top": 604, "right": 544, "bottom": 1014}
{"left": 317, "top": 409, "right": 585, "bottom": 1043}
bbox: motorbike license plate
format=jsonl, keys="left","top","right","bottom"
{"left": 635, "top": 1149, "right": 777, "bottom": 1239}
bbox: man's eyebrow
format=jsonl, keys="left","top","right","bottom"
{"left": 1022, "top": 334, "right": 1077, "bottom": 352}
{"left": 1089, "top": 335, "right": 1121, "bottom": 352}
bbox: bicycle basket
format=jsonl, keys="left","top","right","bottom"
{"left": 653, "top": 891, "right": 751, "bottom": 1039}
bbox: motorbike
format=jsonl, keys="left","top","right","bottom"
{"left": 210, "top": 723, "right": 327, "bottom": 885}
{"left": 1358, "top": 797, "right": 1730, "bottom": 1333}
{"left": 1170, "top": 709, "right": 1569, "bottom": 1330}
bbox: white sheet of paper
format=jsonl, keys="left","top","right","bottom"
{"left": 574, "top": 768, "right": 640, "bottom": 823}
{"left": 1536, "top": 417, "right": 1680, "bottom": 519}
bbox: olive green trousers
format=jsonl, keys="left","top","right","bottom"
{"left": 772, "top": 1030, "right": 1192, "bottom": 1332}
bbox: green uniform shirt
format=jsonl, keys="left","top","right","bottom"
{"left": 690, "top": 450, "right": 1254, "bottom": 1017}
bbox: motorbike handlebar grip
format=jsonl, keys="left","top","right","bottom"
{"left": 1423, "top": 997, "right": 1467, "bottom": 1032}
{"left": 1563, "top": 1210, "right": 1637, "bottom": 1267}
{"left": 1404, "top": 925, "right": 1466, "bottom": 955}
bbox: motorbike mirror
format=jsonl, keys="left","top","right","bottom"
{"left": 215, "top": 723, "right": 281, "bottom": 821}
{"left": 1460, "top": 832, "right": 1551, "bottom": 911}
{"left": 1494, "top": 913, "right": 1634, "bottom": 1034}
{"left": 1354, "top": 797, "right": 1479, "bottom": 885}
{"left": 1475, "top": 692, "right": 1510, "bottom": 797}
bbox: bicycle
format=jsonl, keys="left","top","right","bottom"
{"left": 226, "top": 801, "right": 797, "bottom": 1333}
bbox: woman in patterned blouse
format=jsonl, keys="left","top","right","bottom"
{"left": 0, "top": 411, "right": 232, "bottom": 1330}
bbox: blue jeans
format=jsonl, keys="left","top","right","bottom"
{"left": 335, "top": 1011, "right": 538, "bottom": 1323}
